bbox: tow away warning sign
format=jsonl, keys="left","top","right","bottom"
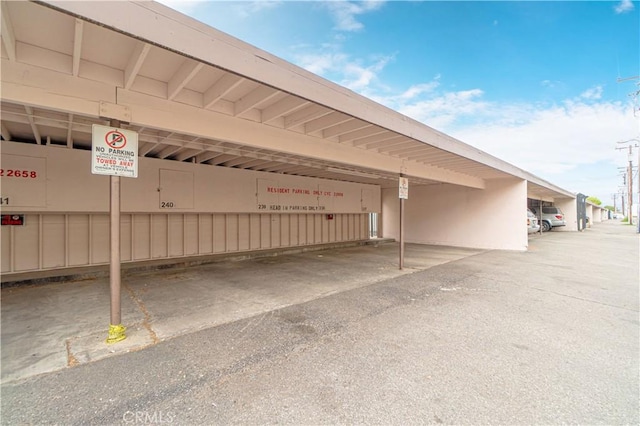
{"left": 91, "top": 124, "right": 139, "bottom": 178}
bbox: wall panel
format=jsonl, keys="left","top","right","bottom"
{"left": 227, "top": 214, "right": 239, "bottom": 252}
{"left": 42, "top": 215, "right": 65, "bottom": 269}
{"left": 91, "top": 214, "right": 109, "bottom": 264}
{"left": 213, "top": 214, "right": 226, "bottom": 253}
{"left": 1, "top": 212, "right": 370, "bottom": 276}
{"left": 1, "top": 224, "right": 11, "bottom": 273}
{"left": 68, "top": 215, "right": 90, "bottom": 266}
{"left": 297, "top": 214, "right": 306, "bottom": 245}
{"left": 151, "top": 214, "right": 168, "bottom": 258}
{"left": 168, "top": 214, "right": 184, "bottom": 257}
{"left": 133, "top": 215, "right": 151, "bottom": 260}
{"left": 270, "top": 215, "right": 280, "bottom": 248}
{"left": 306, "top": 214, "right": 315, "bottom": 244}
{"left": 121, "top": 214, "right": 132, "bottom": 262}
{"left": 280, "top": 214, "right": 290, "bottom": 247}
{"left": 0, "top": 142, "right": 381, "bottom": 215}
{"left": 251, "top": 214, "right": 262, "bottom": 250}
{"left": 13, "top": 215, "right": 39, "bottom": 271}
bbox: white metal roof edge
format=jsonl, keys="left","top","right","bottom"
{"left": 41, "top": 0, "right": 576, "bottom": 200}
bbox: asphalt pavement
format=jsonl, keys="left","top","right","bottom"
{"left": 1, "top": 221, "right": 638, "bottom": 425}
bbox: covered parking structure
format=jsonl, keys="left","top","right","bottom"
{"left": 0, "top": 1, "right": 577, "bottom": 282}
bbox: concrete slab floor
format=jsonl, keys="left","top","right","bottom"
{"left": 1, "top": 242, "right": 484, "bottom": 384}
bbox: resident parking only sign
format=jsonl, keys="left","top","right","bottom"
{"left": 91, "top": 124, "right": 139, "bottom": 178}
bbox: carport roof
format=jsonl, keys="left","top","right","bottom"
{"left": 0, "top": 0, "right": 574, "bottom": 200}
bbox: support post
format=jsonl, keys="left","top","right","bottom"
{"left": 399, "top": 173, "right": 405, "bottom": 270}
{"left": 539, "top": 198, "right": 543, "bottom": 235}
{"left": 628, "top": 146, "right": 633, "bottom": 226}
{"left": 106, "top": 118, "right": 126, "bottom": 344}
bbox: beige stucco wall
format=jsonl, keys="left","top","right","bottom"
{"left": 0, "top": 142, "right": 377, "bottom": 277}
{"left": 0, "top": 142, "right": 380, "bottom": 214}
{"left": 554, "top": 199, "right": 578, "bottom": 231}
{"left": 381, "top": 178, "right": 528, "bottom": 251}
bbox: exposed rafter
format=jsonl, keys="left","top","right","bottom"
{"left": 234, "top": 86, "right": 280, "bottom": 117}
{"left": 323, "top": 121, "right": 371, "bottom": 139}
{"left": 1, "top": 123, "right": 12, "bottom": 141}
{"left": 168, "top": 61, "right": 204, "bottom": 100}
{"left": 72, "top": 19, "right": 84, "bottom": 76}
{"left": 249, "top": 160, "right": 284, "bottom": 171}
{"left": 197, "top": 151, "right": 226, "bottom": 163}
{"left": 409, "top": 151, "right": 456, "bottom": 161}
{"left": 66, "top": 114, "right": 74, "bottom": 147}
{"left": 364, "top": 136, "right": 410, "bottom": 150}
{"left": 224, "top": 158, "right": 270, "bottom": 169}
{"left": 305, "top": 111, "right": 352, "bottom": 134}
{"left": 24, "top": 106, "right": 42, "bottom": 144}
{"left": 284, "top": 104, "right": 332, "bottom": 129}
{"left": 1, "top": 2, "right": 16, "bottom": 61}
{"left": 261, "top": 97, "right": 309, "bottom": 124}
{"left": 207, "top": 153, "right": 241, "bottom": 165}
{"left": 124, "top": 43, "right": 151, "bottom": 90}
{"left": 203, "top": 73, "right": 244, "bottom": 109}
{"left": 157, "top": 143, "right": 184, "bottom": 159}
{"left": 339, "top": 126, "right": 388, "bottom": 143}
{"left": 175, "top": 148, "right": 205, "bottom": 162}
{"left": 351, "top": 132, "right": 398, "bottom": 147}
{"left": 385, "top": 145, "right": 432, "bottom": 156}
{"left": 140, "top": 132, "right": 174, "bottom": 156}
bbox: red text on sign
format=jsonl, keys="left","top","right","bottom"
{"left": 0, "top": 169, "right": 38, "bottom": 178}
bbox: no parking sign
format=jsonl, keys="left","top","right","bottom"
{"left": 91, "top": 124, "right": 139, "bottom": 178}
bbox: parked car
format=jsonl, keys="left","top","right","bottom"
{"left": 527, "top": 208, "right": 540, "bottom": 234}
{"left": 532, "top": 206, "right": 566, "bottom": 232}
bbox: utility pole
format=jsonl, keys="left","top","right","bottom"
{"left": 617, "top": 138, "right": 639, "bottom": 231}
{"left": 627, "top": 145, "right": 633, "bottom": 225}
{"left": 615, "top": 70, "right": 639, "bottom": 230}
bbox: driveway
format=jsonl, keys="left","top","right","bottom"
{"left": 1, "top": 222, "right": 638, "bottom": 425}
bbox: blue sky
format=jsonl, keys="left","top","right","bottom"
{"left": 158, "top": 0, "right": 639, "bottom": 208}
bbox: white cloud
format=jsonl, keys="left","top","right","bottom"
{"left": 233, "top": 1, "right": 283, "bottom": 18}
{"left": 580, "top": 85, "right": 603, "bottom": 100}
{"left": 450, "top": 100, "right": 636, "bottom": 172}
{"left": 394, "top": 89, "right": 489, "bottom": 129}
{"left": 541, "top": 79, "right": 562, "bottom": 89}
{"left": 296, "top": 52, "right": 349, "bottom": 75}
{"left": 614, "top": 0, "right": 634, "bottom": 14}
{"left": 341, "top": 55, "right": 391, "bottom": 91}
{"left": 363, "top": 75, "right": 638, "bottom": 201}
{"left": 290, "top": 37, "right": 637, "bottom": 203}
{"left": 392, "top": 78, "right": 441, "bottom": 100}
{"left": 295, "top": 51, "right": 394, "bottom": 94}
{"left": 325, "top": 1, "right": 386, "bottom": 32}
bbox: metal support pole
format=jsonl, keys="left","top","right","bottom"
{"left": 399, "top": 196, "right": 405, "bottom": 270}
{"left": 629, "top": 147, "right": 633, "bottom": 225}
{"left": 107, "top": 118, "right": 126, "bottom": 344}
{"left": 399, "top": 173, "right": 405, "bottom": 270}
{"left": 538, "top": 198, "right": 543, "bottom": 235}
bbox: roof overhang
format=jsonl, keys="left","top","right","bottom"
{"left": 0, "top": 0, "right": 575, "bottom": 200}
